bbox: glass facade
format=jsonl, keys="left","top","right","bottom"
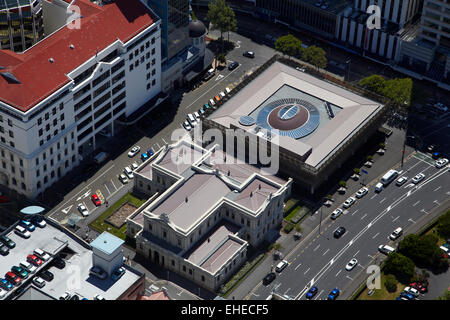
{"left": 146, "top": 0, "right": 189, "bottom": 60}
{"left": 0, "top": 0, "right": 43, "bottom": 52}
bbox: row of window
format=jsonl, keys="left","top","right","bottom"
{"left": 37, "top": 132, "right": 74, "bottom": 166}
{"left": 36, "top": 155, "right": 76, "bottom": 190}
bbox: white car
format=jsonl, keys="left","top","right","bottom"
{"left": 124, "top": 166, "right": 134, "bottom": 179}
{"left": 330, "top": 208, "right": 343, "bottom": 220}
{"left": 355, "top": 187, "right": 368, "bottom": 198}
{"left": 412, "top": 173, "right": 425, "bottom": 184}
{"left": 396, "top": 176, "right": 408, "bottom": 186}
{"left": 94, "top": 294, "right": 106, "bottom": 300}
{"left": 275, "top": 260, "right": 288, "bottom": 273}
{"left": 209, "top": 98, "right": 216, "bottom": 106}
{"left": 32, "top": 276, "right": 46, "bottom": 288}
{"left": 20, "top": 261, "right": 37, "bottom": 273}
{"left": 183, "top": 121, "right": 192, "bottom": 131}
{"left": 343, "top": 197, "right": 356, "bottom": 209}
{"left": 404, "top": 286, "right": 419, "bottom": 297}
{"left": 435, "top": 158, "right": 449, "bottom": 169}
{"left": 131, "top": 162, "right": 139, "bottom": 170}
{"left": 77, "top": 203, "right": 89, "bottom": 217}
{"left": 119, "top": 173, "right": 129, "bottom": 184}
{"left": 389, "top": 227, "right": 403, "bottom": 240}
{"left": 34, "top": 248, "right": 51, "bottom": 261}
{"left": 194, "top": 111, "right": 201, "bottom": 122}
{"left": 127, "top": 146, "right": 140, "bottom": 157}
{"left": 225, "top": 87, "right": 231, "bottom": 95}
{"left": 59, "top": 292, "right": 71, "bottom": 300}
{"left": 0, "top": 288, "right": 6, "bottom": 299}
{"left": 345, "top": 258, "right": 358, "bottom": 271}
{"left": 219, "top": 91, "right": 226, "bottom": 99}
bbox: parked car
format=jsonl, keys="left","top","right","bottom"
{"left": 52, "top": 256, "right": 66, "bottom": 269}
{"left": 412, "top": 173, "right": 425, "bottom": 184}
{"left": 94, "top": 294, "right": 106, "bottom": 300}
{"left": 345, "top": 258, "right": 358, "bottom": 271}
{"left": 0, "top": 244, "right": 9, "bottom": 256}
{"left": 403, "top": 286, "right": 419, "bottom": 297}
{"left": 11, "top": 266, "right": 29, "bottom": 279}
{"left": 131, "top": 162, "right": 139, "bottom": 170}
{"left": 204, "top": 103, "right": 211, "bottom": 110}
{"left": 91, "top": 194, "right": 101, "bottom": 206}
{"left": 32, "top": 277, "right": 46, "bottom": 288}
{"left": 410, "top": 282, "right": 427, "bottom": 294}
{"left": 5, "top": 272, "right": 21, "bottom": 286}
{"left": 27, "top": 254, "right": 43, "bottom": 266}
{"left": 119, "top": 174, "right": 129, "bottom": 184}
{"left": 14, "top": 225, "right": 31, "bottom": 239}
{"left": 396, "top": 176, "right": 408, "bottom": 186}
{"left": 400, "top": 291, "right": 414, "bottom": 300}
{"left": 228, "top": 61, "right": 239, "bottom": 70}
{"left": 343, "top": 197, "right": 355, "bottom": 208}
{"left": 0, "top": 278, "right": 13, "bottom": 291}
{"left": 39, "top": 270, "right": 54, "bottom": 282}
{"left": 194, "top": 111, "right": 201, "bottom": 122}
{"left": 262, "top": 272, "right": 276, "bottom": 285}
{"left": 140, "top": 153, "right": 149, "bottom": 161}
{"left": 243, "top": 51, "right": 255, "bottom": 58}
{"left": 183, "top": 120, "right": 192, "bottom": 131}
{"left": 209, "top": 98, "right": 216, "bottom": 107}
{"left": 20, "top": 261, "right": 37, "bottom": 273}
{"left": 89, "top": 266, "right": 107, "bottom": 280}
{"left": 333, "top": 227, "right": 346, "bottom": 238}
{"left": 375, "top": 182, "right": 383, "bottom": 193}
{"left": 124, "top": 166, "right": 134, "bottom": 179}
{"left": 111, "top": 267, "right": 125, "bottom": 281}
{"left": 77, "top": 203, "right": 89, "bottom": 217}
{"left": 30, "top": 215, "right": 46, "bottom": 228}
{"left": 305, "top": 286, "right": 318, "bottom": 299}
{"left": 225, "top": 87, "right": 231, "bottom": 95}
{"left": 0, "top": 235, "right": 15, "bottom": 249}
{"left": 436, "top": 158, "right": 449, "bottom": 169}
{"left": 70, "top": 294, "right": 80, "bottom": 300}
{"left": 59, "top": 291, "right": 71, "bottom": 300}
{"left": 34, "top": 248, "right": 51, "bottom": 261}
{"left": 275, "top": 260, "right": 288, "bottom": 273}
{"left": 219, "top": 92, "right": 226, "bottom": 99}
{"left": 327, "top": 288, "right": 340, "bottom": 300}
{"left": 378, "top": 245, "right": 395, "bottom": 255}
{"left": 355, "top": 187, "right": 368, "bottom": 198}
{"left": 389, "top": 227, "right": 403, "bottom": 240}
{"left": 330, "top": 208, "right": 343, "bottom": 220}
{"left": 147, "top": 149, "right": 154, "bottom": 157}
{"left": 127, "top": 146, "right": 141, "bottom": 157}
{"left": 19, "top": 220, "right": 35, "bottom": 232}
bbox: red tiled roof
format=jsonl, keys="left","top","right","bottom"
{"left": 0, "top": 0, "right": 157, "bottom": 113}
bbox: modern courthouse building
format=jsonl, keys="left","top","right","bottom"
{"left": 127, "top": 138, "right": 292, "bottom": 291}
{"left": 204, "top": 59, "right": 386, "bottom": 194}
{"left": 0, "top": 0, "right": 162, "bottom": 198}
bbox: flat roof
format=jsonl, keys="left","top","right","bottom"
{"left": 90, "top": 232, "right": 125, "bottom": 256}
{"left": 0, "top": 221, "right": 141, "bottom": 300}
{"left": 208, "top": 61, "right": 383, "bottom": 168}
{"left": 0, "top": 0, "right": 157, "bottom": 112}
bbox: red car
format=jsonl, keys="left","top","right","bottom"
{"left": 5, "top": 271, "right": 22, "bottom": 286}
{"left": 27, "top": 254, "right": 43, "bottom": 266}
{"left": 410, "top": 282, "right": 427, "bottom": 294}
{"left": 91, "top": 194, "right": 101, "bottom": 206}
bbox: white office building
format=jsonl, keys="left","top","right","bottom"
{"left": 0, "top": 0, "right": 162, "bottom": 199}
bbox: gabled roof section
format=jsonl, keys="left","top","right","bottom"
{"left": 0, "top": 0, "right": 158, "bottom": 112}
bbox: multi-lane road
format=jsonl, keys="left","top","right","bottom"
{"left": 246, "top": 152, "right": 449, "bottom": 300}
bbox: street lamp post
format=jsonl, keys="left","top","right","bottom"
{"left": 401, "top": 135, "right": 415, "bottom": 168}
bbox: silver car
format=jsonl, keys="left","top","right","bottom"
{"left": 343, "top": 197, "right": 356, "bottom": 209}
{"left": 412, "top": 173, "right": 425, "bottom": 184}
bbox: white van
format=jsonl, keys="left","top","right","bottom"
{"left": 378, "top": 245, "right": 395, "bottom": 255}
{"left": 209, "top": 98, "right": 216, "bottom": 106}
{"left": 389, "top": 227, "right": 403, "bottom": 240}
{"left": 381, "top": 169, "right": 399, "bottom": 186}
{"left": 375, "top": 182, "right": 383, "bottom": 193}
{"left": 187, "top": 113, "right": 197, "bottom": 126}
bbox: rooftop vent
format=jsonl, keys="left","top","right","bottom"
{"left": 69, "top": 44, "right": 75, "bottom": 50}
{"left": 49, "top": 58, "right": 54, "bottom": 63}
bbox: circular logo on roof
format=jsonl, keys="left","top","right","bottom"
{"left": 239, "top": 115, "right": 256, "bottom": 126}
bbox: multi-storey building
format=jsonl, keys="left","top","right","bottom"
{"left": 127, "top": 138, "right": 292, "bottom": 291}
{"left": 0, "top": 0, "right": 44, "bottom": 52}
{"left": 0, "top": 0, "right": 162, "bottom": 199}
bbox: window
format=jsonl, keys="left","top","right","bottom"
{"left": 47, "top": 135, "right": 50, "bottom": 141}
{"left": 151, "top": 37, "right": 155, "bottom": 44}
{"left": 12, "top": 178, "right": 17, "bottom": 186}
{"left": 59, "top": 103, "right": 64, "bottom": 110}
{"left": 152, "top": 79, "right": 156, "bottom": 86}
{"left": 38, "top": 118, "right": 42, "bottom": 125}
{"left": 147, "top": 83, "right": 151, "bottom": 90}
{"left": 53, "top": 119, "right": 57, "bottom": 126}
{"left": 9, "top": 142, "right": 14, "bottom": 148}
{"left": 146, "top": 52, "right": 150, "bottom": 59}
{"left": 7, "top": 119, "right": 12, "bottom": 126}
{"left": 151, "top": 48, "right": 155, "bottom": 55}
{"left": 60, "top": 114, "right": 64, "bottom": 121}
{"left": 140, "top": 56, "right": 145, "bottom": 63}
{"left": 201, "top": 276, "right": 205, "bottom": 282}
{"left": 39, "top": 129, "right": 43, "bottom": 136}
{"left": 40, "top": 140, "right": 43, "bottom": 146}
{"left": 46, "top": 124, "right": 50, "bottom": 131}
{"left": 129, "top": 53, "right": 133, "bottom": 60}
{"left": 146, "top": 62, "right": 150, "bottom": 70}
{"left": 146, "top": 73, "right": 150, "bottom": 80}
{"left": 172, "top": 260, "right": 175, "bottom": 266}
{"left": 146, "top": 41, "right": 149, "bottom": 48}
{"left": 129, "top": 65, "right": 134, "bottom": 72}
{"left": 152, "top": 69, "right": 156, "bottom": 76}
{"left": 135, "top": 60, "right": 139, "bottom": 67}
{"left": 19, "top": 159, "right": 23, "bottom": 167}
{"left": 183, "top": 266, "right": 186, "bottom": 272}
{"left": 152, "top": 58, "right": 155, "bottom": 65}
{"left": 61, "top": 124, "right": 65, "bottom": 131}
{"left": 20, "top": 170, "right": 24, "bottom": 178}
{"left": 140, "top": 45, "right": 144, "bottom": 53}
{"left": 36, "top": 169, "right": 40, "bottom": 177}
{"left": 45, "top": 113, "right": 49, "bottom": 120}
{"left": 52, "top": 107, "right": 56, "bottom": 115}
{"left": 8, "top": 130, "right": 13, "bottom": 138}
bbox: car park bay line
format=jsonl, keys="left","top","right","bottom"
{"left": 49, "top": 164, "right": 115, "bottom": 218}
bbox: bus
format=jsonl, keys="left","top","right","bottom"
{"left": 381, "top": 169, "right": 399, "bottom": 186}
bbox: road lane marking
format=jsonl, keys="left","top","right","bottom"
{"left": 335, "top": 270, "right": 342, "bottom": 277}
{"left": 393, "top": 216, "right": 400, "bottom": 222}
{"left": 304, "top": 267, "right": 310, "bottom": 275}
{"left": 368, "top": 254, "right": 374, "bottom": 259}
{"left": 370, "top": 194, "right": 377, "bottom": 200}
{"left": 61, "top": 205, "right": 73, "bottom": 214}
{"left": 379, "top": 197, "right": 386, "bottom": 204}
{"left": 434, "top": 200, "right": 441, "bottom": 205}
{"left": 295, "top": 263, "right": 302, "bottom": 271}
{"left": 372, "top": 232, "right": 380, "bottom": 239}
{"left": 346, "top": 275, "right": 354, "bottom": 281}
{"left": 315, "top": 290, "right": 324, "bottom": 300}
{"left": 421, "top": 208, "right": 429, "bottom": 215}
{"left": 322, "top": 249, "right": 330, "bottom": 256}
{"left": 284, "top": 288, "right": 291, "bottom": 296}
{"left": 354, "top": 250, "right": 360, "bottom": 257}
{"left": 360, "top": 213, "right": 367, "bottom": 220}
{"left": 434, "top": 186, "right": 441, "bottom": 192}
{"left": 104, "top": 183, "right": 111, "bottom": 195}
{"left": 412, "top": 200, "right": 420, "bottom": 207}
{"left": 110, "top": 179, "right": 117, "bottom": 191}
{"left": 161, "top": 137, "right": 167, "bottom": 144}
{"left": 155, "top": 142, "right": 160, "bottom": 149}
{"left": 313, "top": 244, "right": 321, "bottom": 252}
{"left": 351, "top": 209, "right": 359, "bottom": 216}
{"left": 408, "top": 218, "right": 416, "bottom": 224}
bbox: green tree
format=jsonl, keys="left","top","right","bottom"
{"left": 384, "top": 252, "right": 415, "bottom": 283}
{"left": 437, "top": 210, "right": 450, "bottom": 238}
{"left": 302, "top": 46, "right": 327, "bottom": 70}
{"left": 384, "top": 274, "right": 398, "bottom": 293}
{"left": 382, "top": 78, "right": 413, "bottom": 108}
{"left": 217, "top": 53, "right": 226, "bottom": 65}
{"left": 436, "top": 289, "right": 450, "bottom": 300}
{"left": 207, "top": 0, "right": 237, "bottom": 52}
{"left": 398, "top": 234, "right": 448, "bottom": 271}
{"left": 359, "top": 74, "right": 386, "bottom": 94}
{"left": 275, "top": 34, "right": 302, "bottom": 59}
{"left": 338, "top": 180, "right": 347, "bottom": 188}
